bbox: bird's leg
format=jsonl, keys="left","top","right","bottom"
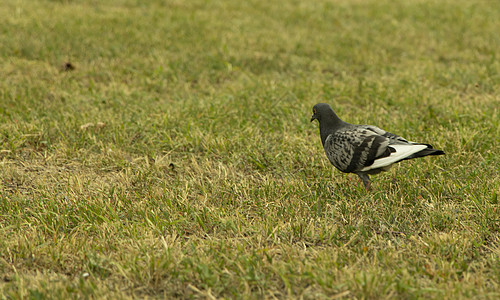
{"left": 357, "top": 173, "right": 371, "bottom": 191}
{"left": 364, "top": 180, "right": 371, "bottom": 191}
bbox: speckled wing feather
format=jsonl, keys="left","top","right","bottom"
{"left": 323, "top": 127, "right": 392, "bottom": 173}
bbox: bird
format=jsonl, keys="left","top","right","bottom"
{"left": 310, "top": 103, "right": 444, "bottom": 190}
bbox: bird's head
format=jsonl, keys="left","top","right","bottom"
{"left": 310, "top": 103, "right": 335, "bottom": 123}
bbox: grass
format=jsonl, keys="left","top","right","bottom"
{"left": 0, "top": 0, "right": 499, "bottom": 298}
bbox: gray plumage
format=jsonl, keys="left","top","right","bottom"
{"left": 310, "top": 103, "right": 444, "bottom": 190}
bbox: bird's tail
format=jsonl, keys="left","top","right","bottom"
{"left": 405, "top": 144, "right": 444, "bottom": 160}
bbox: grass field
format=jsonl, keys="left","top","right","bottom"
{"left": 1, "top": 0, "right": 499, "bottom": 298}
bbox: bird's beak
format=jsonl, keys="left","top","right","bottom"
{"left": 310, "top": 114, "right": 317, "bottom": 122}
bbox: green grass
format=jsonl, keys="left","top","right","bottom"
{"left": 1, "top": 0, "right": 499, "bottom": 298}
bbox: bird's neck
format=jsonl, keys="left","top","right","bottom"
{"left": 319, "top": 114, "right": 345, "bottom": 146}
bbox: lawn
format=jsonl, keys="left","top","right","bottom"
{"left": 0, "top": 0, "right": 499, "bottom": 298}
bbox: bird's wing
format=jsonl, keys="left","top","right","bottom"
{"left": 360, "top": 143, "right": 428, "bottom": 171}
{"left": 324, "top": 127, "right": 392, "bottom": 173}
{"left": 356, "top": 125, "right": 436, "bottom": 171}
{"left": 359, "top": 125, "right": 411, "bottom": 144}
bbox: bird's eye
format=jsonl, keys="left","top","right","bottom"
{"left": 313, "top": 109, "right": 317, "bottom": 114}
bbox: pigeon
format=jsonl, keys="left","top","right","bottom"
{"left": 310, "top": 103, "right": 444, "bottom": 190}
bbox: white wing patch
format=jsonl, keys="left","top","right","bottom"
{"left": 360, "top": 144, "right": 427, "bottom": 172}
